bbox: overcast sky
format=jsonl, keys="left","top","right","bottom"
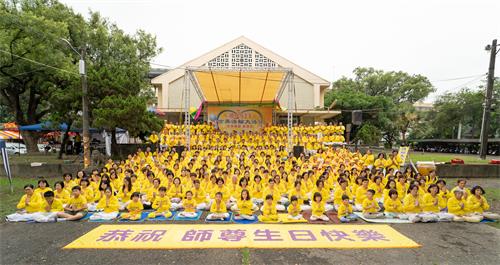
{"left": 60, "top": 0, "right": 499, "bottom": 102}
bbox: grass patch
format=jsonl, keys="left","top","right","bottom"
{"left": 241, "top": 247, "right": 250, "bottom": 265}
{"left": 0, "top": 176, "right": 60, "bottom": 218}
{"left": 408, "top": 152, "right": 491, "bottom": 164}
{"left": 0, "top": 153, "right": 81, "bottom": 165}
{"left": 484, "top": 187, "right": 500, "bottom": 229}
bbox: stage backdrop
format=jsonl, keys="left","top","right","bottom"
{"left": 207, "top": 106, "right": 273, "bottom": 132}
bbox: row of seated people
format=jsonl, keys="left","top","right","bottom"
{"left": 7, "top": 172, "right": 498, "bottom": 223}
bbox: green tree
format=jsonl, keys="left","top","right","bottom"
{"left": 0, "top": 0, "right": 78, "bottom": 152}
{"left": 325, "top": 67, "right": 434, "bottom": 146}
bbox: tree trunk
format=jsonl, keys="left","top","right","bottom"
{"left": 111, "top": 128, "right": 118, "bottom": 157}
{"left": 58, "top": 121, "right": 73, "bottom": 159}
{"left": 20, "top": 130, "right": 40, "bottom": 153}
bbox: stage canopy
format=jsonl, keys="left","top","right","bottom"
{"left": 190, "top": 68, "right": 291, "bottom": 105}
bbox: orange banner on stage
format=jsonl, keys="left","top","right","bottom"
{"left": 208, "top": 106, "right": 273, "bottom": 132}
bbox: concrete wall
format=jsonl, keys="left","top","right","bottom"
{"left": 436, "top": 164, "right": 500, "bottom": 178}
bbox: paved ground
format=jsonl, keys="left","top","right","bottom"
{"left": 1, "top": 221, "right": 499, "bottom": 265}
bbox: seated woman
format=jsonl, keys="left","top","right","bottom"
{"left": 168, "top": 177, "right": 185, "bottom": 209}
{"left": 6, "top": 184, "right": 42, "bottom": 222}
{"left": 192, "top": 179, "right": 209, "bottom": 211}
{"left": 310, "top": 192, "right": 330, "bottom": 221}
{"left": 90, "top": 187, "right": 119, "bottom": 221}
{"left": 120, "top": 192, "right": 143, "bottom": 221}
{"left": 32, "top": 191, "right": 64, "bottom": 222}
{"left": 447, "top": 189, "right": 481, "bottom": 222}
{"left": 466, "top": 185, "right": 500, "bottom": 220}
{"left": 287, "top": 195, "right": 304, "bottom": 220}
{"left": 53, "top": 181, "right": 70, "bottom": 205}
{"left": 421, "top": 184, "right": 453, "bottom": 222}
{"left": 362, "top": 189, "right": 383, "bottom": 219}
{"left": 233, "top": 189, "right": 256, "bottom": 221}
{"left": 177, "top": 191, "right": 198, "bottom": 218}
{"left": 206, "top": 192, "right": 230, "bottom": 221}
{"left": 258, "top": 194, "right": 279, "bottom": 222}
{"left": 56, "top": 186, "right": 88, "bottom": 221}
{"left": 403, "top": 184, "right": 424, "bottom": 222}
{"left": 147, "top": 186, "right": 173, "bottom": 219}
{"left": 338, "top": 195, "right": 358, "bottom": 223}
{"left": 384, "top": 189, "right": 406, "bottom": 219}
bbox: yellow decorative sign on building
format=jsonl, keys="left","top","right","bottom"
{"left": 64, "top": 224, "right": 420, "bottom": 249}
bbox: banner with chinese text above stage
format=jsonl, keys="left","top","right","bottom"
{"left": 207, "top": 106, "right": 272, "bottom": 132}
{"left": 64, "top": 224, "right": 420, "bottom": 249}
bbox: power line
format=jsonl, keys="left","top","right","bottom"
{"left": 431, "top": 74, "right": 486, "bottom": 82}
{"left": 0, "top": 49, "right": 78, "bottom": 76}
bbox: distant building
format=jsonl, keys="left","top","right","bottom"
{"left": 413, "top": 102, "right": 434, "bottom": 112}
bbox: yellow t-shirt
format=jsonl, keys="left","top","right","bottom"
{"left": 126, "top": 200, "right": 144, "bottom": 214}
{"left": 16, "top": 194, "right": 42, "bottom": 213}
{"left": 236, "top": 200, "right": 254, "bottom": 215}
{"left": 67, "top": 195, "right": 88, "bottom": 210}
{"left": 40, "top": 199, "right": 64, "bottom": 212}
{"left": 96, "top": 196, "right": 119, "bottom": 213}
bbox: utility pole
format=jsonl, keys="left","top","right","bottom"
{"left": 479, "top": 39, "right": 498, "bottom": 159}
{"left": 80, "top": 48, "right": 91, "bottom": 168}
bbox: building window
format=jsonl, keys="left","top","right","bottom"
{"left": 205, "top": 44, "right": 278, "bottom": 69}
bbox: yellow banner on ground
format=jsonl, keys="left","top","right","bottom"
{"left": 64, "top": 224, "right": 420, "bottom": 249}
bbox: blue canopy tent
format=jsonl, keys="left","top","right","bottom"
{"left": 19, "top": 122, "right": 100, "bottom": 133}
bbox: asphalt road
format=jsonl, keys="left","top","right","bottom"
{"left": 1, "top": 221, "right": 499, "bottom": 265}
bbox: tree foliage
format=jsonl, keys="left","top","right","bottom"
{"left": 325, "top": 67, "right": 434, "bottom": 146}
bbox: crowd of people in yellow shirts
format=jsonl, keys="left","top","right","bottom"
{"left": 7, "top": 124, "right": 499, "bottom": 223}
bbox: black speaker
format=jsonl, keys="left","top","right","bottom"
{"left": 174, "top": 145, "right": 185, "bottom": 157}
{"left": 352, "top": 110, "right": 362, "bottom": 125}
{"left": 293, "top": 146, "right": 304, "bottom": 158}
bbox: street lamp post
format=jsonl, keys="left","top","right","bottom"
{"left": 62, "top": 39, "right": 91, "bottom": 168}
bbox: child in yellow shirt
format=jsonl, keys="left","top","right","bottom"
{"left": 120, "top": 192, "right": 143, "bottom": 220}
{"left": 206, "top": 192, "right": 229, "bottom": 220}
{"left": 383, "top": 189, "right": 406, "bottom": 219}
{"left": 338, "top": 195, "right": 358, "bottom": 223}
{"left": 310, "top": 192, "right": 329, "bottom": 221}
{"left": 287, "top": 195, "right": 304, "bottom": 220}
{"left": 91, "top": 187, "right": 119, "bottom": 221}
{"left": 178, "top": 191, "right": 197, "bottom": 218}
{"left": 32, "top": 190, "right": 63, "bottom": 222}
{"left": 57, "top": 186, "right": 88, "bottom": 221}
{"left": 233, "top": 189, "right": 257, "bottom": 221}
{"left": 258, "top": 195, "right": 278, "bottom": 222}
{"left": 362, "top": 189, "right": 383, "bottom": 219}
{"left": 148, "top": 186, "right": 173, "bottom": 219}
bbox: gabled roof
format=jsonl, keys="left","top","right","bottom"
{"left": 151, "top": 36, "right": 330, "bottom": 86}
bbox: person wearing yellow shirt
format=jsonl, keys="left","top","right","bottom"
{"left": 420, "top": 184, "right": 453, "bottom": 222}
{"left": 53, "top": 181, "right": 70, "bottom": 205}
{"left": 403, "top": 184, "right": 423, "bottom": 222}
{"left": 373, "top": 153, "right": 387, "bottom": 170}
{"left": 354, "top": 178, "right": 369, "bottom": 211}
{"left": 287, "top": 195, "right": 305, "bottom": 220}
{"left": 362, "top": 189, "right": 384, "bottom": 218}
{"left": 368, "top": 176, "right": 384, "bottom": 202}
{"left": 192, "top": 179, "right": 209, "bottom": 211}
{"left": 258, "top": 195, "right": 278, "bottom": 222}
{"left": 288, "top": 181, "right": 311, "bottom": 211}
{"left": 263, "top": 178, "right": 286, "bottom": 211}
{"left": 310, "top": 192, "right": 330, "bottom": 221}
{"left": 177, "top": 191, "right": 198, "bottom": 218}
{"left": 311, "top": 179, "right": 333, "bottom": 210}
{"left": 32, "top": 190, "right": 64, "bottom": 222}
{"left": 383, "top": 179, "right": 397, "bottom": 203}
{"left": 168, "top": 177, "right": 185, "bottom": 205}
{"left": 120, "top": 192, "right": 144, "bottom": 220}
{"left": 79, "top": 179, "right": 95, "bottom": 205}
{"left": 333, "top": 179, "right": 353, "bottom": 210}
{"left": 147, "top": 187, "right": 173, "bottom": 219}
{"left": 251, "top": 175, "right": 264, "bottom": 204}
{"left": 90, "top": 187, "right": 119, "bottom": 221}
{"left": 233, "top": 189, "right": 257, "bottom": 221}
{"left": 338, "top": 195, "right": 358, "bottom": 223}
{"left": 6, "top": 184, "right": 42, "bottom": 222}
{"left": 362, "top": 149, "right": 375, "bottom": 169}
{"left": 467, "top": 186, "right": 499, "bottom": 220}
{"left": 436, "top": 179, "right": 451, "bottom": 204}
{"left": 56, "top": 186, "right": 88, "bottom": 221}
{"left": 34, "top": 179, "right": 52, "bottom": 199}
{"left": 384, "top": 189, "right": 406, "bottom": 219}
{"left": 62, "top": 173, "right": 76, "bottom": 193}
{"left": 451, "top": 179, "right": 472, "bottom": 199}
{"left": 206, "top": 192, "right": 230, "bottom": 220}
{"left": 396, "top": 176, "right": 408, "bottom": 199}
